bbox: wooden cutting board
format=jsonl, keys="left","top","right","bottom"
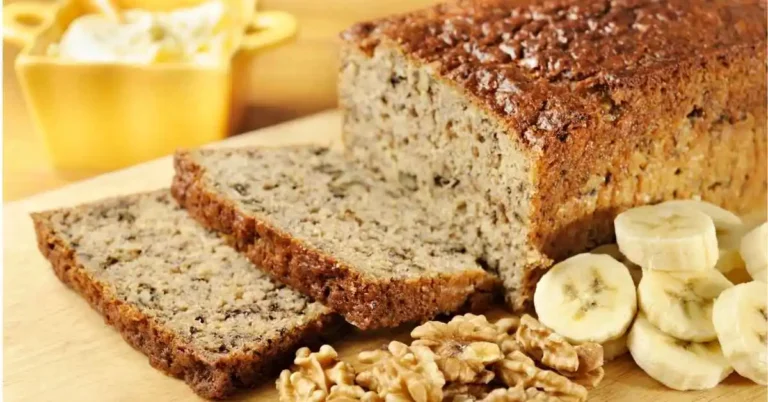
{"left": 3, "top": 111, "right": 765, "bottom": 402}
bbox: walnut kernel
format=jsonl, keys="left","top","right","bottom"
{"left": 412, "top": 314, "right": 504, "bottom": 383}
{"left": 480, "top": 385, "right": 528, "bottom": 401}
{"left": 494, "top": 351, "right": 588, "bottom": 402}
{"left": 516, "top": 315, "right": 579, "bottom": 372}
{"left": 356, "top": 341, "right": 445, "bottom": 402}
{"left": 278, "top": 345, "right": 364, "bottom": 402}
{"left": 443, "top": 383, "right": 494, "bottom": 402}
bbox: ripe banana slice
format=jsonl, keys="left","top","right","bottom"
{"left": 659, "top": 200, "right": 742, "bottom": 229}
{"left": 627, "top": 314, "right": 733, "bottom": 391}
{"left": 601, "top": 333, "right": 629, "bottom": 361}
{"left": 659, "top": 200, "right": 746, "bottom": 274}
{"left": 534, "top": 253, "right": 637, "bottom": 344}
{"left": 614, "top": 205, "right": 718, "bottom": 271}
{"left": 712, "top": 281, "right": 768, "bottom": 385}
{"left": 590, "top": 244, "right": 643, "bottom": 286}
{"left": 638, "top": 270, "right": 733, "bottom": 341}
{"left": 740, "top": 223, "right": 767, "bottom": 282}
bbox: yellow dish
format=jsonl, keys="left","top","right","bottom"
{"left": 3, "top": 0, "right": 296, "bottom": 172}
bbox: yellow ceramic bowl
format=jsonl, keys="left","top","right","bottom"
{"left": 2, "top": 0, "right": 296, "bottom": 172}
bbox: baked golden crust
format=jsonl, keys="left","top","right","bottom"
{"left": 31, "top": 199, "right": 337, "bottom": 399}
{"left": 342, "top": 0, "right": 766, "bottom": 137}
{"left": 341, "top": 0, "right": 767, "bottom": 307}
{"left": 171, "top": 151, "right": 500, "bottom": 330}
{"left": 530, "top": 48, "right": 767, "bottom": 260}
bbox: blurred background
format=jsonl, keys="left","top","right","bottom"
{"left": 2, "top": 0, "right": 438, "bottom": 201}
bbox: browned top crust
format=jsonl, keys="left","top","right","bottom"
{"left": 342, "top": 0, "right": 767, "bottom": 145}
{"left": 343, "top": 0, "right": 767, "bottom": 258}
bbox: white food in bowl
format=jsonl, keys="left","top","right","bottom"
{"left": 49, "top": 1, "right": 227, "bottom": 64}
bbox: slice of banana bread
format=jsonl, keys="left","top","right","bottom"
{"left": 172, "top": 147, "right": 499, "bottom": 330}
{"left": 339, "top": 0, "right": 767, "bottom": 310}
{"left": 31, "top": 191, "right": 336, "bottom": 399}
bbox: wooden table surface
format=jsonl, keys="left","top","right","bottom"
{"left": 4, "top": 111, "right": 766, "bottom": 402}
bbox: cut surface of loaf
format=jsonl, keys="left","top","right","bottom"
{"left": 31, "top": 191, "right": 335, "bottom": 399}
{"left": 339, "top": 0, "right": 768, "bottom": 310}
{"left": 172, "top": 147, "right": 498, "bottom": 330}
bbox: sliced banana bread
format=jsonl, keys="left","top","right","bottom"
{"left": 31, "top": 191, "right": 336, "bottom": 399}
{"left": 172, "top": 147, "right": 499, "bottom": 330}
{"left": 339, "top": 0, "right": 767, "bottom": 310}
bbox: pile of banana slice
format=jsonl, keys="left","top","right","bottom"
{"left": 534, "top": 199, "right": 767, "bottom": 391}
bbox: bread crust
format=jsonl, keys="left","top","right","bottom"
{"left": 171, "top": 151, "right": 500, "bottom": 330}
{"left": 31, "top": 207, "right": 337, "bottom": 399}
{"left": 342, "top": 0, "right": 768, "bottom": 245}
{"left": 340, "top": 0, "right": 768, "bottom": 307}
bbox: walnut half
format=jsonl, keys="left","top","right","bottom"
{"left": 277, "top": 345, "right": 375, "bottom": 402}
{"left": 515, "top": 315, "right": 604, "bottom": 388}
{"left": 561, "top": 344, "right": 605, "bottom": 388}
{"left": 356, "top": 341, "right": 445, "bottom": 402}
{"left": 494, "top": 351, "right": 588, "bottom": 402}
{"left": 411, "top": 314, "right": 505, "bottom": 384}
{"left": 443, "top": 383, "right": 495, "bottom": 402}
{"left": 481, "top": 386, "right": 528, "bottom": 402}
{"left": 516, "top": 315, "right": 579, "bottom": 372}
{"left": 444, "top": 383, "right": 574, "bottom": 402}
{"left": 277, "top": 314, "right": 603, "bottom": 401}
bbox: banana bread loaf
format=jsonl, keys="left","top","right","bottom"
{"left": 31, "top": 191, "right": 336, "bottom": 399}
{"left": 339, "top": 0, "right": 767, "bottom": 310}
{"left": 172, "top": 147, "right": 499, "bottom": 330}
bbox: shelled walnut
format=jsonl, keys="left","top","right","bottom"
{"left": 277, "top": 313, "right": 605, "bottom": 401}
{"left": 327, "top": 384, "right": 381, "bottom": 402}
{"left": 411, "top": 314, "right": 504, "bottom": 384}
{"left": 277, "top": 345, "right": 375, "bottom": 402}
{"left": 562, "top": 344, "right": 605, "bottom": 388}
{"left": 356, "top": 341, "right": 446, "bottom": 402}
{"left": 523, "top": 387, "right": 572, "bottom": 401}
{"left": 445, "top": 383, "right": 577, "bottom": 402}
{"left": 443, "top": 383, "right": 495, "bottom": 401}
{"left": 481, "top": 386, "right": 528, "bottom": 402}
{"left": 515, "top": 315, "right": 604, "bottom": 388}
{"left": 493, "top": 317, "right": 521, "bottom": 335}
{"left": 516, "top": 315, "right": 580, "bottom": 372}
{"left": 494, "top": 351, "right": 588, "bottom": 402}
{"left": 494, "top": 316, "right": 522, "bottom": 354}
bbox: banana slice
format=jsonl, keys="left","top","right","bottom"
{"left": 740, "top": 223, "right": 767, "bottom": 282}
{"left": 712, "top": 281, "right": 768, "bottom": 385}
{"left": 627, "top": 314, "right": 732, "bottom": 391}
{"left": 534, "top": 253, "right": 637, "bottom": 344}
{"left": 659, "top": 200, "right": 742, "bottom": 229}
{"left": 638, "top": 270, "right": 733, "bottom": 341}
{"left": 601, "top": 333, "right": 629, "bottom": 361}
{"left": 590, "top": 244, "right": 643, "bottom": 286}
{"left": 614, "top": 205, "right": 718, "bottom": 271}
{"left": 659, "top": 200, "right": 746, "bottom": 274}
